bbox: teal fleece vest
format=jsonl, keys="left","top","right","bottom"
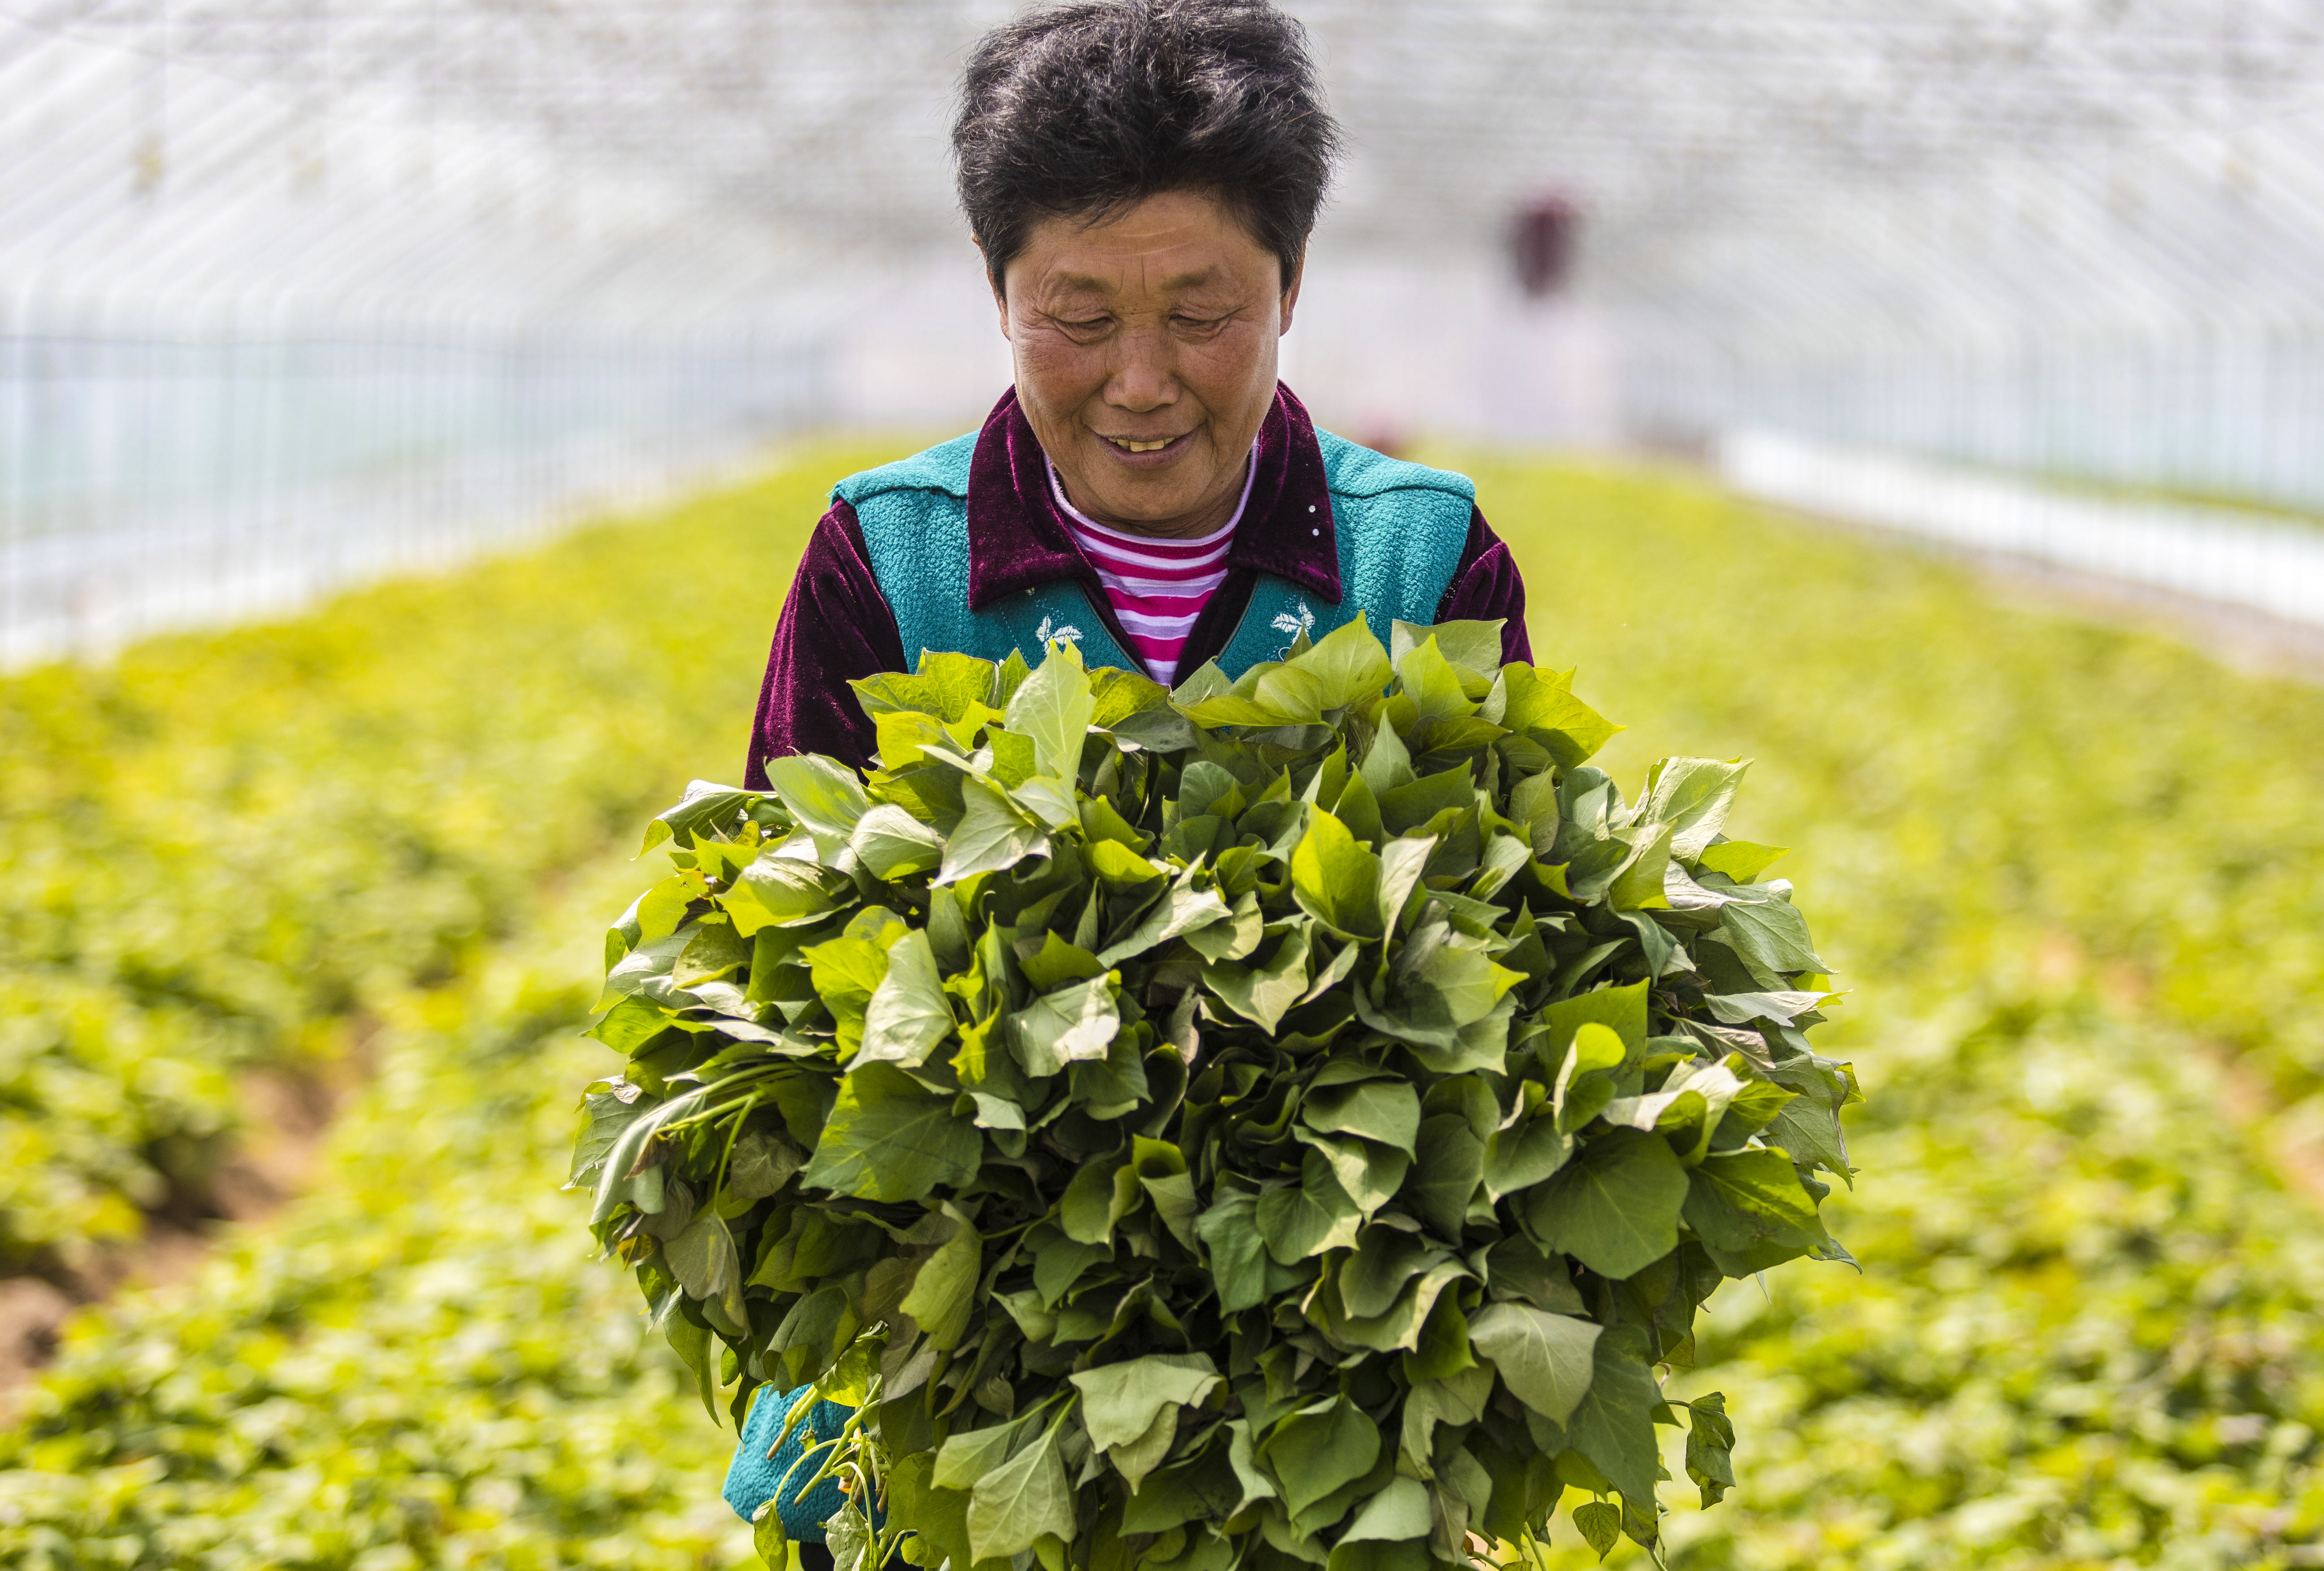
{"left": 833, "top": 430, "right": 1475, "bottom": 681}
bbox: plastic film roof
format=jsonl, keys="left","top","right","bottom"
{"left": 8, "top": 2, "right": 2324, "bottom": 336}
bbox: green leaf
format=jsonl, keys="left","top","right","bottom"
{"left": 1059, "top": 1153, "right": 1137, "bottom": 1245}
{"left": 1407, "top": 1114, "right": 1485, "bottom": 1236}
{"left": 1470, "top": 1302, "right": 1600, "bottom": 1425}
{"left": 752, "top": 1497, "right": 789, "bottom": 1569}
{"left": 1398, "top": 1368, "right": 1492, "bottom": 1472}
{"left": 1717, "top": 892, "right": 1830, "bottom": 976}
{"left": 1482, "top": 1111, "right": 1573, "bottom": 1199}
{"left": 1009, "top": 975, "right": 1121, "bottom": 1078}
{"left": 1565, "top": 1328, "right": 1663, "bottom": 1510}
{"left": 665, "top": 1312, "right": 720, "bottom": 1421}
{"left": 1538, "top": 981, "right": 1648, "bottom": 1061}
{"left": 1090, "top": 664, "right": 1180, "bottom": 731}
{"left": 854, "top": 929, "right": 955, "bottom": 1069}
{"left": 1016, "top": 931, "right": 1106, "bottom": 990}
{"left": 1685, "top": 1393, "right": 1736, "bottom": 1507}
{"left": 989, "top": 730, "right": 1038, "bottom": 789}
{"left": 1391, "top": 618, "right": 1503, "bottom": 673}
{"left": 827, "top": 1507, "right": 873, "bottom": 1571}
{"left": 1184, "top": 890, "right": 1264, "bottom": 963}
{"left": 1296, "top": 1128, "right": 1411, "bottom": 1214}
{"left": 1703, "top": 989, "right": 1834, "bottom": 1027}
{"left": 939, "top": 776, "right": 1051, "bottom": 885}
{"left": 1332, "top": 1257, "right": 1468, "bottom": 1354}
{"left": 1379, "top": 767, "right": 1474, "bottom": 838}
{"left": 666, "top": 1209, "right": 742, "bottom": 1306}
{"left": 1291, "top": 809, "right": 1385, "bottom": 941}
{"left": 1572, "top": 1500, "right": 1620, "bottom": 1561}
{"left": 1249, "top": 662, "right": 1331, "bottom": 724}
{"left": 763, "top": 753, "right": 870, "bottom": 845}
{"left": 1607, "top": 822, "right": 1674, "bottom": 911}
{"left": 1428, "top": 940, "right": 1522, "bottom": 1026}
{"left": 1393, "top": 638, "right": 1475, "bottom": 724}
{"left": 1197, "top": 1186, "right": 1270, "bottom": 1312}
{"left": 850, "top": 803, "right": 947, "bottom": 880}
{"left": 673, "top": 920, "right": 752, "bottom": 989}
{"left": 1359, "top": 715, "right": 1417, "bottom": 798}
{"left": 1377, "top": 836, "right": 1434, "bottom": 937}
{"left": 1006, "top": 640, "right": 1097, "bottom": 782}
{"left": 801, "top": 1062, "right": 984, "bottom": 1203}
{"left": 1523, "top": 1128, "right": 1689, "bottom": 1280}
{"left": 1262, "top": 1396, "right": 1381, "bottom": 1516}
{"left": 1639, "top": 757, "right": 1750, "bottom": 860}
{"left": 1204, "top": 925, "right": 1312, "bottom": 1033}
{"left": 1335, "top": 769, "right": 1385, "bottom": 845}
{"left": 642, "top": 779, "right": 759, "bottom": 854}
{"left": 1682, "top": 1147, "right": 1832, "bottom": 1273}
{"left": 1765, "top": 1098, "right": 1849, "bottom": 1180}
{"left": 803, "top": 930, "right": 893, "bottom": 1049}
{"left": 855, "top": 650, "right": 999, "bottom": 722}
{"left": 1176, "top": 761, "right": 1247, "bottom": 821}
{"left": 1088, "top": 839, "right": 1166, "bottom": 887}
{"left": 567, "top": 1084, "right": 646, "bottom": 1188}
{"left": 901, "top": 1210, "right": 982, "bottom": 1350}
{"left": 1339, "top": 1226, "right": 1428, "bottom": 1319}
{"left": 1301, "top": 1078, "right": 1421, "bottom": 1153}
{"left": 934, "top": 1417, "right": 1025, "bottom": 1490}
{"left": 722, "top": 1129, "right": 799, "bottom": 1205}
{"left": 1485, "top": 1235, "right": 1586, "bottom": 1313}
{"left": 1258, "top": 1148, "right": 1362, "bottom": 1262}
{"left": 1288, "top": 616, "right": 1396, "bottom": 709}
{"left": 1177, "top": 689, "right": 1288, "bottom": 729}
{"left": 1496, "top": 666, "right": 1622, "bottom": 768}
{"left": 1070, "top": 1352, "right": 1221, "bottom": 1450}
{"left": 1097, "top": 879, "right": 1231, "bottom": 967}
{"left": 1695, "top": 840, "right": 1788, "bottom": 882}
{"left": 724, "top": 856, "right": 845, "bottom": 937}
{"left": 1337, "top": 1476, "right": 1431, "bottom": 1543}
{"left": 967, "top": 1419, "right": 1076, "bottom": 1561}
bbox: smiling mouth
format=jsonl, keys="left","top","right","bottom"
{"left": 1104, "top": 434, "right": 1183, "bottom": 454}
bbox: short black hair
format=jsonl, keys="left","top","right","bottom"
{"left": 954, "top": 0, "right": 1340, "bottom": 294}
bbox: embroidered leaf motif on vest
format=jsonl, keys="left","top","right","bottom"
{"left": 1269, "top": 598, "right": 1318, "bottom": 660}
{"left": 1034, "top": 613, "right": 1085, "bottom": 648}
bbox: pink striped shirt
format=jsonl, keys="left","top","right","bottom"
{"left": 1048, "top": 455, "right": 1255, "bottom": 686}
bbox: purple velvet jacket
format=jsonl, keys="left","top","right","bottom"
{"left": 745, "top": 385, "right": 1530, "bottom": 784}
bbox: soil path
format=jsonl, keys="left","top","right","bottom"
{"left": 0, "top": 1056, "right": 360, "bottom": 1417}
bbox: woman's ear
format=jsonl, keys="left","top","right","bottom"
{"left": 1279, "top": 247, "right": 1307, "bottom": 335}
{"left": 978, "top": 239, "right": 1011, "bottom": 339}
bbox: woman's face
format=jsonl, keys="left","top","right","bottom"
{"left": 994, "top": 188, "right": 1301, "bottom": 539}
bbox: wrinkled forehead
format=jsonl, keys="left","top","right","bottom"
{"left": 1005, "top": 193, "right": 1282, "bottom": 302}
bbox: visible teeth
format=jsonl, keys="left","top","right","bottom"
{"left": 1111, "top": 437, "right": 1173, "bottom": 453}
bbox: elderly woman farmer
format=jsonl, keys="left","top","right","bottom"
{"left": 726, "top": 0, "right": 1531, "bottom": 1555}
{"left": 744, "top": 0, "right": 1529, "bottom": 790}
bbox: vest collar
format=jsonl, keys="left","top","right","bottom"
{"left": 964, "top": 383, "right": 1343, "bottom": 612}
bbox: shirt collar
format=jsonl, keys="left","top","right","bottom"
{"left": 964, "top": 383, "right": 1341, "bottom": 611}
{"left": 1047, "top": 447, "right": 1257, "bottom": 546}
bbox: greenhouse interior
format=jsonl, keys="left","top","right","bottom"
{"left": 5, "top": 0, "right": 2324, "bottom": 1567}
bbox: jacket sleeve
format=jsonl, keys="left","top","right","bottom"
{"left": 1434, "top": 505, "right": 1532, "bottom": 664}
{"left": 746, "top": 500, "right": 909, "bottom": 784}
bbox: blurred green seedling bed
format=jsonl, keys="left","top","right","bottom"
{"left": 0, "top": 445, "right": 897, "bottom": 1270}
{"left": 1466, "top": 458, "right": 2324, "bottom": 1568}
{"left": 0, "top": 849, "right": 763, "bottom": 1568}
{"left": 6, "top": 453, "right": 2324, "bottom": 1570}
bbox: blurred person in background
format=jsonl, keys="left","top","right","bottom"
{"left": 742, "top": 0, "right": 1530, "bottom": 798}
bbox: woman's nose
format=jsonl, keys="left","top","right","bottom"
{"left": 1106, "top": 328, "right": 1178, "bottom": 412}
